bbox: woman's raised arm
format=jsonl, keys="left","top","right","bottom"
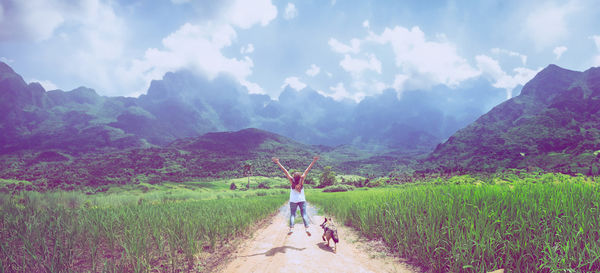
{"left": 301, "top": 156, "right": 320, "bottom": 180}
{"left": 272, "top": 157, "right": 293, "bottom": 181}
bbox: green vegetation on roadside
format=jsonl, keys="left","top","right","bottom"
{"left": 0, "top": 190, "right": 287, "bottom": 272}
{"left": 309, "top": 173, "right": 600, "bottom": 273}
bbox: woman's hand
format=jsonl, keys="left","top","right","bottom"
{"left": 272, "top": 157, "right": 279, "bottom": 163}
{"left": 313, "top": 156, "right": 320, "bottom": 162}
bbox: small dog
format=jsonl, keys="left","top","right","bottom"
{"left": 320, "top": 217, "right": 339, "bottom": 253}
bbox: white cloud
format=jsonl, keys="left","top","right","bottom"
{"left": 328, "top": 82, "right": 349, "bottom": 100}
{"left": 0, "top": 0, "right": 65, "bottom": 41}
{"left": 476, "top": 54, "right": 539, "bottom": 99}
{"left": 0, "top": 57, "right": 14, "bottom": 63}
{"left": 491, "top": 48, "right": 527, "bottom": 65}
{"left": 593, "top": 35, "right": 600, "bottom": 66}
{"left": 125, "top": 23, "right": 254, "bottom": 95}
{"left": 328, "top": 38, "right": 361, "bottom": 54}
{"left": 281, "top": 76, "right": 306, "bottom": 90}
{"left": 524, "top": 1, "right": 579, "bottom": 49}
{"left": 0, "top": 0, "right": 136, "bottom": 96}
{"left": 392, "top": 74, "right": 409, "bottom": 93}
{"left": 284, "top": 3, "right": 298, "bottom": 20}
{"left": 553, "top": 46, "right": 567, "bottom": 60}
{"left": 593, "top": 35, "right": 600, "bottom": 50}
{"left": 339, "top": 54, "right": 382, "bottom": 75}
{"left": 17, "top": 0, "right": 129, "bottom": 96}
{"left": 319, "top": 82, "right": 364, "bottom": 102}
{"left": 0, "top": 0, "right": 276, "bottom": 97}
{"left": 240, "top": 43, "right": 255, "bottom": 54}
{"left": 29, "top": 78, "right": 59, "bottom": 90}
{"left": 373, "top": 81, "right": 387, "bottom": 91}
{"left": 225, "top": 0, "right": 277, "bottom": 29}
{"left": 121, "top": 1, "right": 278, "bottom": 96}
{"left": 305, "top": 64, "right": 320, "bottom": 77}
{"left": 362, "top": 20, "right": 369, "bottom": 28}
{"left": 240, "top": 79, "right": 265, "bottom": 94}
{"left": 367, "top": 25, "right": 480, "bottom": 91}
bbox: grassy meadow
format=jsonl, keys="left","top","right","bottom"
{"left": 309, "top": 172, "right": 600, "bottom": 273}
{"left": 0, "top": 177, "right": 289, "bottom": 273}
{"left": 3, "top": 172, "right": 600, "bottom": 273}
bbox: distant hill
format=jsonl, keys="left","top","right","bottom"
{"left": 1, "top": 61, "right": 506, "bottom": 155}
{"left": 0, "top": 62, "right": 148, "bottom": 153}
{"left": 426, "top": 64, "right": 600, "bottom": 174}
{"left": 0, "top": 128, "right": 408, "bottom": 189}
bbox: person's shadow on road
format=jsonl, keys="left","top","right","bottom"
{"left": 243, "top": 246, "right": 306, "bottom": 257}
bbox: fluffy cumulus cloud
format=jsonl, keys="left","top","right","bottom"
{"left": 305, "top": 64, "right": 320, "bottom": 77}
{"left": 592, "top": 35, "right": 600, "bottom": 66}
{"left": 0, "top": 56, "right": 14, "bottom": 63}
{"left": 328, "top": 38, "right": 361, "bottom": 54}
{"left": 476, "top": 55, "right": 539, "bottom": 99}
{"left": 16, "top": 0, "right": 128, "bottom": 95}
{"left": 0, "top": 0, "right": 138, "bottom": 95}
{"left": 124, "top": 23, "right": 256, "bottom": 95}
{"left": 362, "top": 20, "right": 369, "bottom": 28}
{"left": 339, "top": 54, "right": 381, "bottom": 75}
{"left": 0, "top": 0, "right": 126, "bottom": 50}
{"left": 0, "top": 0, "right": 65, "bottom": 41}
{"left": 593, "top": 35, "right": 600, "bottom": 50}
{"left": 240, "top": 43, "right": 255, "bottom": 54}
{"left": 281, "top": 76, "right": 306, "bottom": 90}
{"left": 284, "top": 3, "right": 298, "bottom": 20}
{"left": 523, "top": 1, "right": 579, "bottom": 49}
{"left": 367, "top": 26, "right": 480, "bottom": 91}
{"left": 491, "top": 48, "right": 527, "bottom": 65}
{"left": 319, "top": 82, "right": 364, "bottom": 102}
{"left": 225, "top": 0, "right": 277, "bottom": 29}
{"left": 553, "top": 46, "right": 567, "bottom": 60}
{"left": 121, "top": 0, "right": 278, "bottom": 96}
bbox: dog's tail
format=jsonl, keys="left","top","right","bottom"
{"left": 332, "top": 229, "right": 339, "bottom": 243}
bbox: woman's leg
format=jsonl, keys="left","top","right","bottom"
{"left": 299, "top": 202, "right": 310, "bottom": 228}
{"left": 289, "top": 202, "right": 298, "bottom": 228}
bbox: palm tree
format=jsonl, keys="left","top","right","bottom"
{"left": 243, "top": 162, "right": 252, "bottom": 189}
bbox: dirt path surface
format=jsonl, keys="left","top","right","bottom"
{"left": 219, "top": 204, "right": 420, "bottom": 273}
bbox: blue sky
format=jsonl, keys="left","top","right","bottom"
{"left": 1, "top": 0, "right": 600, "bottom": 102}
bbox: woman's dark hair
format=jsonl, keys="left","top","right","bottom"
{"left": 292, "top": 172, "right": 302, "bottom": 189}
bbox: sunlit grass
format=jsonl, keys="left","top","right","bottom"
{"left": 309, "top": 173, "right": 600, "bottom": 273}
{"left": 1, "top": 188, "right": 287, "bottom": 272}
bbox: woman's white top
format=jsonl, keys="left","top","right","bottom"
{"left": 289, "top": 187, "right": 306, "bottom": 203}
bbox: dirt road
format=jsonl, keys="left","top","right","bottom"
{"left": 219, "top": 204, "right": 420, "bottom": 273}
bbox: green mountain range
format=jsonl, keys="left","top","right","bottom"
{"left": 2, "top": 61, "right": 600, "bottom": 189}
{"left": 0, "top": 61, "right": 449, "bottom": 154}
{"left": 426, "top": 64, "right": 600, "bottom": 174}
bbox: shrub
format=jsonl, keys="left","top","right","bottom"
{"left": 319, "top": 166, "right": 337, "bottom": 188}
{"left": 322, "top": 184, "right": 355, "bottom": 192}
{"left": 366, "top": 178, "right": 385, "bottom": 188}
{"left": 257, "top": 182, "right": 270, "bottom": 189}
{"left": 229, "top": 182, "right": 237, "bottom": 190}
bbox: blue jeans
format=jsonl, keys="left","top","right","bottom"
{"left": 289, "top": 201, "right": 309, "bottom": 228}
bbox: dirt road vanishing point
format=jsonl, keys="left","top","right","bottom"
{"left": 219, "top": 204, "right": 420, "bottom": 273}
